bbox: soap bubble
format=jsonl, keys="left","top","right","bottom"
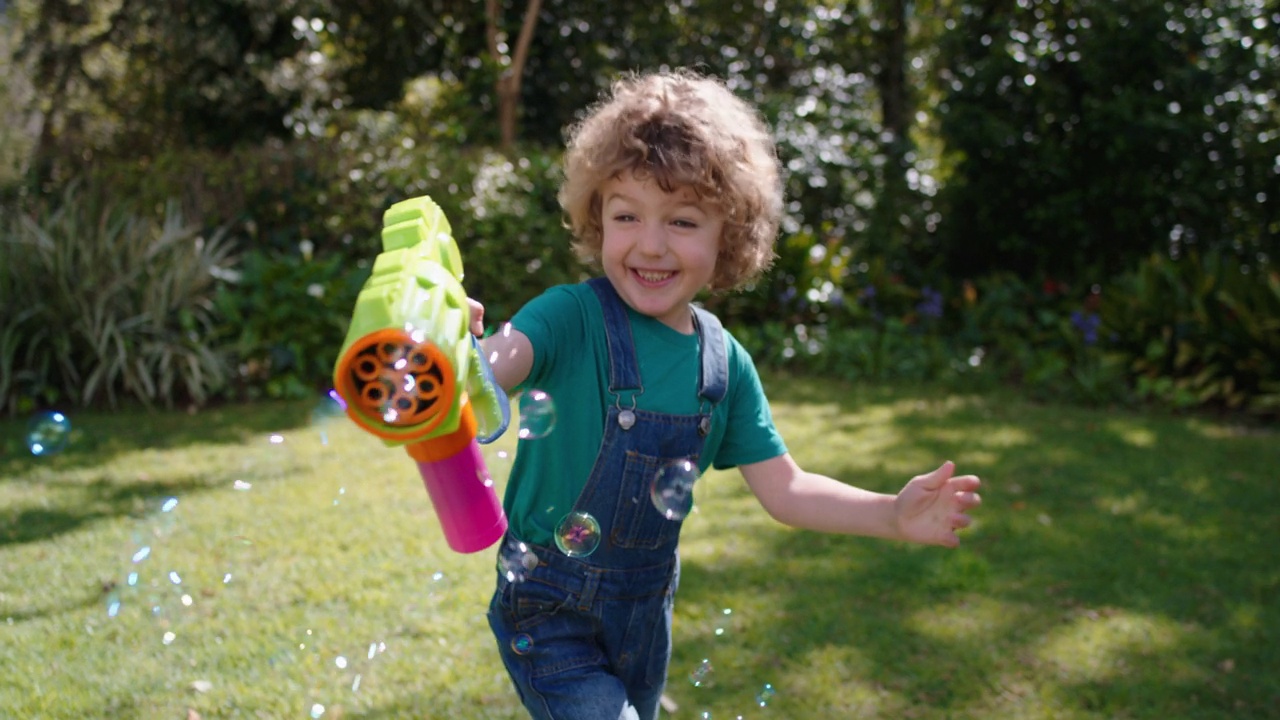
{"left": 689, "top": 658, "right": 715, "bottom": 687}
{"left": 755, "top": 682, "right": 777, "bottom": 706}
{"left": 498, "top": 537, "right": 539, "bottom": 583}
{"left": 518, "top": 389, "right": 556, "bottom": 440}
{"left": 311, "top": 390, "right": 347, "bottom": 445}
{"left": 25, "top": 411, "right": 72, "bottom": 456}
{"left": 714, "top": 607, "right": 733, "bottom": 637}
{"left": 650, "top": 459, "right": 699, "bottom": 520}
{"left": 554, "top": 511, "right": 601, "bottom": 557}
{"left": 511, "top": 633, "right": 534, "bottom": 655}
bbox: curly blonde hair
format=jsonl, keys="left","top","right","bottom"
{"left": 559, "top": 69, "right": 784, "bottom": 292}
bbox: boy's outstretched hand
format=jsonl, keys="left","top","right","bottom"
{"left": 894, "top": 461, "right": 982, "bottom": 548}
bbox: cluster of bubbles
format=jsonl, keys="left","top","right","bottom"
{"left": 506, "top": 387, "right": 706, "bottom": 562}
{"left": 683, "top": 607, "right": 779, "bottom": 715}
{"left": 16, "top": 383, "right": 783, "bottom": 713}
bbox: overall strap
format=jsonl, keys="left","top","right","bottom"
{"left": 691, "top": 306, "right": 728, "bottom": 405}
{"left": 586, "top": 277, "right": 642, "bottom": 393}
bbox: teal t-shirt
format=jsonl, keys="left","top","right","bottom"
{"left": 503, "top": 282, "right": 788, "bottom": 546}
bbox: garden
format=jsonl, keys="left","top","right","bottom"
{"left": 1, "top": 1, "right": 1277, "bottom": 718}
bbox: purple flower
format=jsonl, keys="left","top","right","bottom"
{"left": 1070, "top": 310, "right": 1101, "bottom": 346}
{"left": 916, "top": 286, "right": 944, "bottom": 319}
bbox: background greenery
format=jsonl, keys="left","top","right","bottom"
{"left": 0, "top": 0, "right": 1276, "bottom": 420}
{"left": 1, "top": 375, "right": 1276, "bottom": 719}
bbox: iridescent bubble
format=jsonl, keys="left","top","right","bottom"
{"left": 106, "top": 593, "right": 121, "bottom": 618}
{"left": 689, "top": 658, "right": 715, "bottom": 688}
{"left": 517, "top": 390, "right": 556, "bottom": 440}
{"left": 511, "top": 634, "right": 534, "bottom": 655}
{"left": 650, "top": 459, "right": 699, "bottom": 520}
{"left": 25, "top": 411, "right": 71, "bottom": 456}
{"left": 497, "top": 537, "right": 539, "bottom": 583}
{"left": 310, "top": 703, "right": 326, "bottom": 719}
{"left": 755, "top": 682, "right": 776, "bottom": 706}
{"left": 714, "top": 607, "right": 733, "bottom": 637}
{"left": 311, "top": 390, "right": 347, "bottom": 446}
{"left": 554, "top": 511, "right": 601, "bottom": 557}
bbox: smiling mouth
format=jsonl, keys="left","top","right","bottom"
{"left": 633, "top": 269, "right": 676, "bottom": 285}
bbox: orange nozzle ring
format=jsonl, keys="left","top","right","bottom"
{"left": 334, "top": 328, "right": 457, "bottom": 441}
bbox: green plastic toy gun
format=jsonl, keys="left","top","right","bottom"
{"left": 332, "top": 196, "right": 510, "bottom": 553}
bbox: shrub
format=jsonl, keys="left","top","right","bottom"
{"left": 0, "top": 183, "right": 236, "bottom": 414}
{"left": 1102, "top": 249, "right": 1279, "bottom": 416}
{"left": 212, "top": 247, "right": 369, "bottom": 401}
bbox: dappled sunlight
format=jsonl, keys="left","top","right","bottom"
{"left": 1034, "top": 609, "right": 1191, "bottom": 684}
{"left": 783, "top": 646, "right": 899, "bottom": 716}
{"left": 906, "top": 595, "right": 1025, "bottom": 644}
{"left": 911, "top": 424, "right": 1033, "bottom": 450}
{"left": 1104, "top": 420, "right": 1157, "bottom": 449}
{"left": 1184, "top": 418, "right": 1278, "bottom": 440}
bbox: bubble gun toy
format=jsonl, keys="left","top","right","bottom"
{"left": 333, "top": 196, "right": 510, "bottom": 554}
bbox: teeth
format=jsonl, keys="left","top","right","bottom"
{"left": 636, "top": 270, "right": 673, "bottom": 282}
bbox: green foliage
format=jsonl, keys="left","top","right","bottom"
{"left": 1103, "top": 249, "right": 1280, "bottom": 415}
{"left": 0, "top": 183, "right": 235, "bottom": 414}
{"left": 212, "top": 248, "right": 369, "bottom": 401}
{"left": 934, "top": 0, "right": 1279, "bottom": 280}
{"left": 139, "top": 126, "right": 577, "bottom": 397}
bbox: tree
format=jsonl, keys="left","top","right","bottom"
{"left": 933, "top": 0, "right": 1279, "bottom": 280}
{"left": 12, "top": 0, "right": 308, "bottom": 185}
{"left": 487, "top": 0, "right": 542, "bottom": 152}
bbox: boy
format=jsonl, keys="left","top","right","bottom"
{"left": 470, "top": 69, "right": 982, "bottom": 720}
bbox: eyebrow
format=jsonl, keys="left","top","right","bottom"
{"left": 603, "top": 192, "right": 706, "bottom": 213}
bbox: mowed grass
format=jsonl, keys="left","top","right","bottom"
{"left": 1, "top": 374, "right": 1277, "bottom": 719}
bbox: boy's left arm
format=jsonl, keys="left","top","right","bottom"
{"left": 739, "top": 454, "right": 981, "bottom": 547}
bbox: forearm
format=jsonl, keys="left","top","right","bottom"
{"left": 759, "top": 471, "right": 903, "bottom": 540}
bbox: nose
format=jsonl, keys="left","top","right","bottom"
{"left": 637, "top": 222, "right": 668, "bottom": 257}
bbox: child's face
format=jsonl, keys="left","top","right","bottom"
{"left": 599, "top": 172, "right": 724, "bottom": 333}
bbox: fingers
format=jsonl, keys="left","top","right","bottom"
{"left": 917, "top": 460, "right": 955, "bottom": 491}
{"left": 954, "top": 490, "right": 982, "bottom": 510}
{"left": 466, "top": 298, "right": 485, "bottom": 336}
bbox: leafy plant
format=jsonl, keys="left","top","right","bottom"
{"left": 0, "top": 183, "right": 235, "bottom": 414}
{"left": 1102, "top": 249, "right": 1280, "bottom": 416}
{"left": 212, "top": 247, "right": 369, "bottom": 400}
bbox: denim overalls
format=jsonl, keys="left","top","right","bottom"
{"left": 487, "top": 277, "right": 728, "bottom": 720}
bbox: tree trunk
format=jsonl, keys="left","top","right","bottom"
{"left": 871, "top": 0, "right": 912, "bottom": 258}
{"left": 487, "top": 0, "right": 543, "bottom": 153}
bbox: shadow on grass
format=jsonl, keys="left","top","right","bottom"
{"left": 674, "top": 375, "right": 1280, "bottom": 717}
{"left": 0, "top": 398, "right": 323, "bottom": 478}
{"left": 0, "top": 468, "right": 293, "bottom": 548}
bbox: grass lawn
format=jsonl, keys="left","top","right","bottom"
{"left": 1, "top": 373, "right": 1277, "bottom": 719}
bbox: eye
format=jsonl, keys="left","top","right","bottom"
{"left": 671, "top": 218, "right": 699, "bottom": 229}
{"left": 612, "top": 212, "right": 637, "bottom": 223}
